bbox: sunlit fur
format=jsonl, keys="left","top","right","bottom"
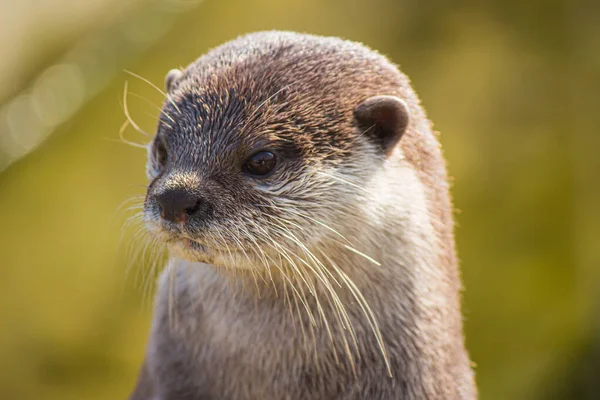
{"left": 130, "top": 31, "right": 476, "bottom": 400}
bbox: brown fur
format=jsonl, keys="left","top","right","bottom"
{"left": 130, "top": 31, "right": 476, "bottom": 399}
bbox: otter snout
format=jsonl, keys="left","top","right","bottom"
{"left": 155, "top": 188, "right": 207, "bottom": 223}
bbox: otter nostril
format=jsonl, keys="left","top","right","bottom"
{"left": 185, "top": 199, "right": 203, "bottom": 216}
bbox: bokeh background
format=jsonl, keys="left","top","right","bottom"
{"left": 1, "top": 0, "right": 599, "bottom": 399}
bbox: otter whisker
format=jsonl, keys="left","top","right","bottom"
{"left": 259, "top": 212, "right": 353, "bottom": 327}
{"left": 141, "top": 236, "right": 163, "bottom": 308}
{"left": 262, "top": 202, "right": 382, "bottom": 268}
{"left": 117, "top": 207, "right": 145, "bottom": 249}
{"left": 229, "top": 227, "right": 271, "bottom": 290}
{"left": 123, "top": 222, "right": 163, "bottom": 311}
{"left": 276, "top": 252, "right": 295, "bottom": 330}
{"left": 126, "top": 91, "right": 177, "bottom": 126}
{"left": 268, "top": 219, "right": 356, "bottom": 332}
{"left": 115, "top": 205, "right": 146, "bottom": 236}
{"left": 314, "top": 170, "right": 370, "bottom": 193}
{"left": 167, "top": 258, "right": 179, "bottom": 331}
{"left": 320, "top": 251, "right": 392, "bottom": 377}
{"left": 135, "top": 226, "right": 165, "bottom": 299}
{"left": 122, "top": 81, "right": 152, "bottom": 138}
{"left": 237, "top": 225, "right": 278, "bottom": 295}
{"left": 120, "top": 222, "right": 148, "bottom": 278}
{"left": 284, "top": 265, "right": 311, "bottom": 364}
{"left": 213, "top": 229, "right": 234, "bottom": 268}
{"left": 125, "top": 220, "right": 150, "bottom": 282}
{"left": 261, "top": 251, "right": 301, "bottom": 326}
{"left": 217, "top": 228, "right": 262, "bottom": 298}
{"left": 251, "top": 220, "right": 317, "bottom": 298}
{"left": 257, "top": 203, "right": 354, "bottom": 248}
{"left": 272, "top": 242, "right": 318, "bottom": 302}
{"left": 113, "top": 195, "right": 145, "bottom": 219}
{"left": 267, "top": 216, "right": 344, "bottom": 289}
{"left": 290, "top": 214, "right": 352, "bottom": 246}
{"left": 118, "top": 120, "right": 148, "bottom": 149}
{"left": 141, "top": 110, "right": 173, "bottom": 130}
{"left": 267, "top": 222, "right": 359, "bottom": 370}
{"left": 290, "top": 250, "right": 341, "bottom": 366}
{"left": 262, "top": 248, "right": 319, "bottom": 367}
{"left": 124, "top": 69, "right": 181, "bottom": 114}
{"left": 342, "top": 244, "right": 381, "bottom": 266}
{"left": 258, "top": 218, "right": 352, "bottom": 366}
{"left": 264, "top": 240, "right": 317, "bottom": 326}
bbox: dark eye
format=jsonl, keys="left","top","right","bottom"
{"left": 155, "top": 140, "right": 168, "bottom": 167}
{"left": 244, "top": 151, "right": 277, "bottom": 177}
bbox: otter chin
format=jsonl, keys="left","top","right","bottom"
{"left": 130, "top": 31, "right": 477, "bottom": 400}
{"left": 168, "top": 238, "right": 258, "bottom": 269}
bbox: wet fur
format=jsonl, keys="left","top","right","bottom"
{"left": 130, "top": 31, "right": 476, "bottom": 399}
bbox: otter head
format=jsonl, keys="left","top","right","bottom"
{"left": 143, "top": 32, "right": 410, "bottom": 272}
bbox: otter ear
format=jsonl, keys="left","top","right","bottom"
{"left": 165, "top": 69, "right": 183, "bottom": 92}
{"left": 354, "top": 95, "right": 409, "bottom": 156}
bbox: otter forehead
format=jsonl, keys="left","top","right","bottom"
{"left": 176, "top": 31, "right": 397, "bottom": 94}
{"left": 156, "top": 31, "right": 405, "bottom": 167}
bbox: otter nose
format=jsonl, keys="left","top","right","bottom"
{"left": 155, "top": 188, "right": 203, "bottom": 222}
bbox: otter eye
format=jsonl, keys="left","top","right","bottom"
{"left": 244, "top": 151, "right": 276, "bottom": 177}
{"left": 155, "top": 140, "right": 168, "bottom": 167}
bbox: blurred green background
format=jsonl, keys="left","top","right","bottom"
{"left": 1, "top": 0, "right": 599, "bottom": 399}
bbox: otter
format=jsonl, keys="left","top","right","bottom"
{"left": 129, "top": 31, "right": 476, "bottom": 400}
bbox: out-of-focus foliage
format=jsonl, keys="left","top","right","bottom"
{"left": 0, "top": 0, "right": 598, "bottom": 399}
